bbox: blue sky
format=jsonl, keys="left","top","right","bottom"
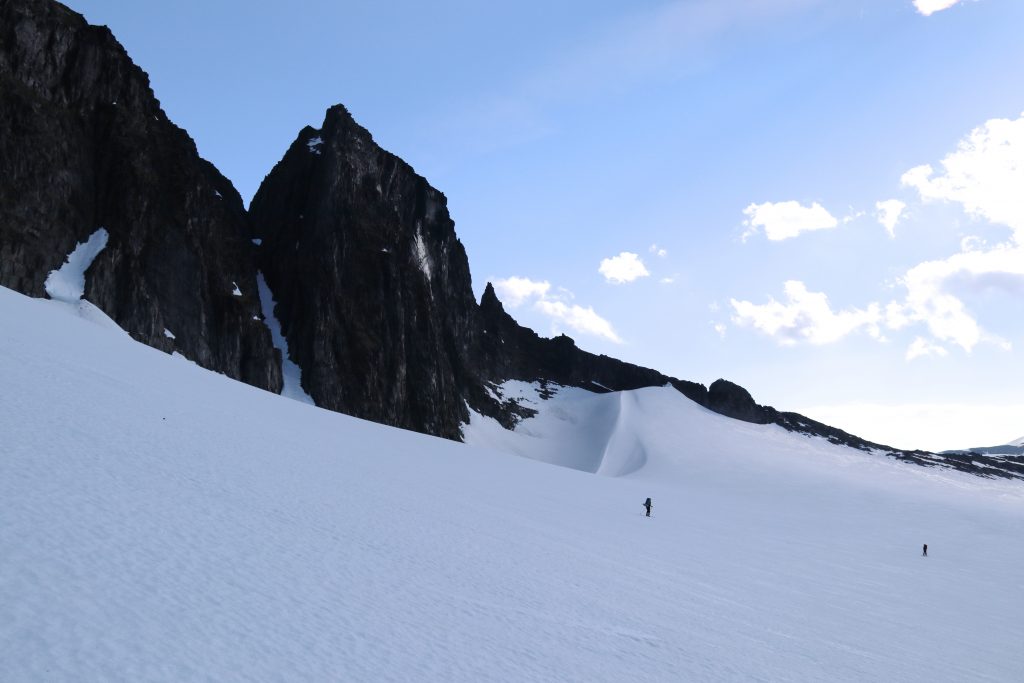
{"left": 71, "top": 0, "right": 1024, "bottom": 451}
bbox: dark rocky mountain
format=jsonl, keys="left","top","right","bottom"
{"left": 0, "top": 0, "right": 281, "bottom": 391}
{"left": 249, "top": 106, "right": 479, "bottom": 439}
{"left": 3, "top": 0, "right": 1021, "bottom": 481}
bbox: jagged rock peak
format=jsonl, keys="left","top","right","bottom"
{"left": 249, "top": 103, "right": 478, "bottom": 439}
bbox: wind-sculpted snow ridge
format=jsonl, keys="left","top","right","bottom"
{"left": 3, "top": 284, "right": 1024, "bottom": 682}
{"left": 465, "top": 381, "right": 1024, "bottom": 481}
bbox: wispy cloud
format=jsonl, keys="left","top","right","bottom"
{"left": 906, "top": 336, "right": 948, "bottom": 360}
{"left": 491, "top": 276, "right": 623, "bottom": 343}
{"left": 534, "top": 300, "right": 623, "bottom": 344}
{"left": 730, "top": 280, "right": 882, "bottom": 345}
{"left": 443, "top": 0, "right": 823, "bottom": 151}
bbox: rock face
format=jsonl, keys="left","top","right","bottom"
{"left": 249, "top": 106, "right": 479, "bottom": 439}
{"left": 706, "top": 379, "right": 770, "bottom": 424}
{"left": 0, "top": 0, "right": 281, "bottom": 392}
{"left": 6, "top": 0, "right": 1020, "bottom": 481}
{"left": 246, "top": 107, "right": 720, "bottom": 439}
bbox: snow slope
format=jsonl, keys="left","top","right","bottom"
{"left": 2, "top": 284, "right": 1024, "bottom": 682}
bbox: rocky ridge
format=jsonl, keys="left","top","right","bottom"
{"left": 3, "top": 0, "right": 1021, "bottom": 481}
{"left": 0, "top": 0, "right": 281, "bottom": 391}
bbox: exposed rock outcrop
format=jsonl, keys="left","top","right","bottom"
{"left": 0, "top": 0, "right": 281, "bottom": 391}
{"left": 249, "top": 106, "right": 479, "bottom": 438}
{"left": 706, "top": 379, "right": 770, "bottom": 424}
{"left": 6, "top": 0, "right": 1021, "bottom": 481}
{"left": 477, "top": 283, "right": 707, "bottom": 417}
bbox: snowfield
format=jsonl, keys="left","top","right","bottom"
{"left": 2, "top": 283, "right": 1023, "bottom": 682}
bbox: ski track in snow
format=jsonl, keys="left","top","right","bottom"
{"left": 1, "top": 285, "right": 1023, "bottom": 682}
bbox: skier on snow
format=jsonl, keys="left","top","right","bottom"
{"left": 922, "top": 543, "right": 928, "bottom": 557}
{"left": 643, "top": 497, "right": 652, "bottom": 517}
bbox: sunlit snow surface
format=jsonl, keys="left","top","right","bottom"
{"left": 2, "top": 284, "right": 1024, "bottom": 681}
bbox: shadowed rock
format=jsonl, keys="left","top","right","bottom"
{"left": 0, "top": 0, "right": 281, "bottom": 392}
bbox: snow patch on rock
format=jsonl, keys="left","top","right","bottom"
{"left": 45, "top": 228, "right": 109, "bottom": 302}
{"left": 414, "top": 226, "right": 432, "bottom": 280}
{"left": 41, "top": 228, "right": 126, "bottom": 334}
{"left": 256, "top": 272, "right": 315, "bottom": 405}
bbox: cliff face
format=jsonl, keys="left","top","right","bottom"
{"left": 0, "top": 0, "right": 281, "bottom": 391}
{"left": 8, "top": 0, "right": 1002, "bottom": 480}
{"left": 249, "top": 106, "right": 479, "bottom": 438}
{"left": 246, "top": 107, "right": 715, "bottom": 439}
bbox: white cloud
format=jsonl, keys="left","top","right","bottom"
{"left": 649, "top": 244, "right": 668, "bottom": 258}
{"left": 901, "top": 111, "right": 1024, "bottom": 242}
{"left": 888, "top": 242, "right": 1022, "bottom": 352}
{"left": 742, "top": 201, "right": 839, "bottom": 241}
{"left": 712, "top": 322, "right": 727, "bottom": 338}
{"left": 732, "top": 113, "right": 1023, "bottom": 357}
{"left": 490, "top": 276, "right": 623, "bottom": 343}
{"left": 841, "top": 210, "right": 866, "bottom": 224}
{"left": 491, "top": 276, "right": 551, "bottom": 308}
{"left": 906, "top": 337, "right": 948, "bottom": 361}
{"left": 659, "top": 276, "right": 676, "bottom": 285}
{"left": 875, "top": 199, "right": 906, "bottom": 238}
{"left": 535, "top": 300, "right": 624, "bottom": 344}
{"left": 599, "top": 252, "right": 650, "bottom": 284}
{"left": 890, "top": 112, "right": 1024, "bottom": 351}
{"left": 913, "top": 0, "right": 963, "bottom": 17}
{"left": 730, "top": 280, "right": 882, "bottom": 345}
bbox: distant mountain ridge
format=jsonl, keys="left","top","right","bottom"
{"left": 943, "top": 436, "right": 1024, "bottom": 457}
{"left": 2, "top": 0, "right": 1022, "bottom": 481}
